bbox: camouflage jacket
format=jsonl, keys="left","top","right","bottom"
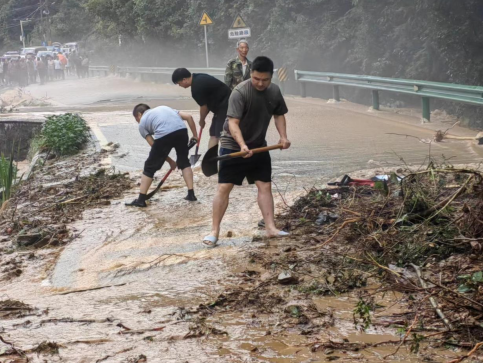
{"left": 225, "top": 56, "right": 252, "bottom": 90}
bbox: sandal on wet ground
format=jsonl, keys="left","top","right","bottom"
{"left": 202, "top": 235, "right": 218, "bottom": 247}
{"left": 266, "top": 231, "right": 290, "bottom": 238}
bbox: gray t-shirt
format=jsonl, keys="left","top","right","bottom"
{"left": 139, "top": 106, "right": 186, "bottom": 140}
{"left": 221, "top": 80, "right": 288, "bottom": 151}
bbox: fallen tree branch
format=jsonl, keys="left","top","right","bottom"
{"left": 55, "top": 283, "right": 127, "bottom": 296}
{"left": 0, "top": 335, "right": 25, "bottom": 357}
{"left": 119, "top": 326, "right": 165, "bottom": 335}
{"left": 447, "top": 341, "right": 483, "bottom": 363}
{"left": 422, "top": 277, "right": 483, "bottom": 310}
{"left": 411, "top": 264, "right": 454, "bottom": 330}
{"left": 384, "top": 313, "right": 419, "bottom": 359}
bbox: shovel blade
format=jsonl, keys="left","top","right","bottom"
{"left": 201, "top": 145, "right": 219, "bottom": 177}
{"left": 190, "top": 154, "right": 201, "bottom": 166}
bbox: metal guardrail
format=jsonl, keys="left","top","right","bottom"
{"left": 117, "top": 66, "right": 225, "bottom": 76}
{"left": 88, "top": 65, "right": 225, "bottom": 78}
{"left": 294, "top": 71, "right": 483, "bottom": 121}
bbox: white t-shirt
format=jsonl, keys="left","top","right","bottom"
{"left": 54, "top": 60, "right": 62, "bottom": 70}
{"left": 139, "top": 106, "right": 187, "bottom": 140}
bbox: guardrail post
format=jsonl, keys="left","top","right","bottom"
{"left": 422, "top": 97, "right": 431, "bottom": 122}
{"left": 372, "top": 90, "right": 380, "bottom": 110}
{"left": 333, "top": 86, "right": 340, "bottom": 102}
{"left": 300, "top": 83, "right": 306, "bottom": 98}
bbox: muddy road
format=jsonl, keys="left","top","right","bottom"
{"left": 0, "top": 75, "right": 481, "bottom": 362}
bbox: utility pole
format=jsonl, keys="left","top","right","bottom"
{"left": 20, "top": 20, "right": 26, "bottom": 48}
{"left": 39, "top": 0, "right": 44, "bottom": 42}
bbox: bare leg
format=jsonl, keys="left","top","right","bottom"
{"left": 140, "top": 174, "right": 153, "bottom": 194}
{"left": 208, "top": 136, "right": 219, "bottom": 149}
{"left": 209, "top": 183, "right": 234, "bottom": 238}
{"left": 181, "top": 167, "right": 194, "bottom": 190}
{"left": 255, "top": 181, "right": 280, "bottom": 237}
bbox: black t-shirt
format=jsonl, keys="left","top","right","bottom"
{"left": 191, "top": 73, "right": 231, "bottom": 114}
{"left": 221, "top": 80, "right": 288, "bottom": 150}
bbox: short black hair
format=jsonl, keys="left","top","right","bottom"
{"left": 133, "top": 103, "right": 150, "bottom": 117}
{"left": 172, "top": 68, "right": 191, "bottom": 84}
{"left": 252, "top": 56, "right": 274, "bottom": 76}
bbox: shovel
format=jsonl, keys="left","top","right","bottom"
{"left": 202, "top": 144, "right": 283, "bottom": 177}
{"left": 146, "top": 138, "right": 197, "bottom": 200}
{"left": 190, "top": 128, "right": 204, "bottom": 166}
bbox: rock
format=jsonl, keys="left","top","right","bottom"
{"left": 16, "top": 233, "right": 42, "bottom": 247}
{"left": 326, "top": 356, "right": 340, "bottom": 361}
{"left": 226, "top": 231, "right": 233, "bottom": 238}
{"left": 284, "top": 305, "right": 302, "bottom": 317}
{"left": 470, "top": 241, "right": 482, "bottom": 252}
{"left": 324, "top": 349, "right": 334, "bottom": 355}
{"left": 282, "top": 246, "right": 293, "bottom": 253}
{"left": 278, "top": 271, "right": 298, "bottom": 285}
{"left": 315, "top": 212, "right": 329, "bottom": 226}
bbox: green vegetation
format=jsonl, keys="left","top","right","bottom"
{"left": 0, "top": 154, "right": 17, "bottom": 203}
{"left": 39, "top": 114, "right": 90, "bottom": 156}
{"left": 1, "top": 1, "right": 483, "bottom": 125}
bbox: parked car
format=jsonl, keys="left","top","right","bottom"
{"left": 3, "top": 51, "right": 21, "bottom": 60}
{"left": 36, "top": 51, "right": 55, "bottom": 59}
{"left": 21, "top": 46, "right": 47, "bottom": 56}
{"left": 64, "top": 42, "right": 79, "bottom": 52}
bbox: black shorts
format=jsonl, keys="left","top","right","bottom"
{"left": 218, "top": 147, "right": 272, "bottom": 186}
{"left": 210, "top": 99, "right": 228, "bottom": 138}
{"left": 143, "top": 129, "right": 190, "bottom": 178}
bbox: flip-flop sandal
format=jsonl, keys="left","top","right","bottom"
{"left": 202, "top": 235, "right": 218, "bottom": 248}
{"left": 266, "top": 231, "right": 290, "bottom": 239}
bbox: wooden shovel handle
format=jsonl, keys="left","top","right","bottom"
{"left": 221, "top": 144, "right": 283, "bottom": 160}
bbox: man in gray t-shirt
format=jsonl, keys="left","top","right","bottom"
{"left": 126, "top": 104, "right": 198, "bottom": 208}
{"left": 202, "top": 56, "right": 291, "bottom": 247}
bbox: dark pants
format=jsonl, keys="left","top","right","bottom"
{"left": 143, "top": 129, "right": 191, "bottom": 178}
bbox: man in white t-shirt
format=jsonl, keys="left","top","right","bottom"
{"left": 126, "top": 104, "right": 198, "bottom": 207}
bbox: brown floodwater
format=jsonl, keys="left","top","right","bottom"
{"left": 3, "top": 76, "right": 480, "bottom": 361}
{"left": 0, "top": 169, "right": 462, "bottom": 362}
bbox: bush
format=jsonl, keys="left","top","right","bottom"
{"left": 41, "top": 114, "right": 90, "bottom": 155}
{"left": 0, "top": 154, "right": 17, "bottom": 203}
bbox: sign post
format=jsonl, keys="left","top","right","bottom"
{"left": 199, "top": 12, "right": 213, "bottom": 68}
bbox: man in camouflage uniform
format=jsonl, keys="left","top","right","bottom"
{"left": 225, "top": 39, "right": 252, "bottom": 90}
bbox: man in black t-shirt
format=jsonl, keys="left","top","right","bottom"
{"left": 172, "top": 68, "right": 231, "bottom": 149}
{"left": 201, "top": 56, "right": 292, "bottom": 247}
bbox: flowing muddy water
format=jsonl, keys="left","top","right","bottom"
{"left": 3, "top": 76, "right": 481, "bottom": 361}
{"left": 1, "top": 168, "right": 461, "bottom": 362}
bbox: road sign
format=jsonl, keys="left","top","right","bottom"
{"left": 199, "top": 12, "right": 213, "bottom": 26}
{"left": 199, "top": 12, "right": 213, "bottom": 67}
{"left": 228, "top": 28, "right": 251, "bottom": 39}
{"left": 232, "top": 15, "right": 247, "bottom": 28}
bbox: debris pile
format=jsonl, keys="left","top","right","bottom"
{"left": 196, "top": 165, "right": 483, "bottom": 361}
{"left": 0, "top": 150, "right": 133, "bottom": 280}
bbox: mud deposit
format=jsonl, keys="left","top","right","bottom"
{"left": 1, "top": 157, "right": 480, "bottom": 362}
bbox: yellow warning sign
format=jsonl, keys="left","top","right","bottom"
{"left": 232, "top": 15, "right": 247, "bottom": 28}
{"left": 199, "top": 12, "right": 213, "bottom": 26}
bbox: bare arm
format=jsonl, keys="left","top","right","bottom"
{"left": 199, "top": 105, "right": 209, "bottom": 129}
{"left": 179, "top": 111, "right": 198, "bottom": 140}
{"left": 145, "top": 135, "right": 155, "bottom": 147}
{"left": 228, "top": 117, "right": 252, "bottom": 157}
{"left": 274, "top": 115, "right": 291, "bottom": 149}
